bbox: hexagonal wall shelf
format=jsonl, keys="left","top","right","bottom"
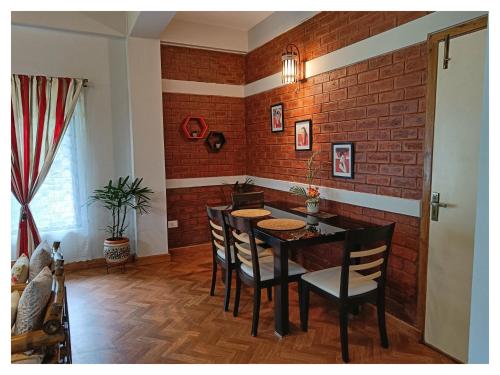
{"left": 205, "top": 131, "right": 226, "bottom": 153}
{"left": 181, "top": 116, "right": 208, "bottom": 140}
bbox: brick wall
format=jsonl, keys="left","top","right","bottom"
{"left": 245, "top": 43, "right": 427, "bottom": 199}
{"left": 167, "top": 185, "right": 234, "bottom": 248}
{"left": 163, "top": 93, "right": 246, "bottom": 179}
{"left": 161, "top": 12, "right": 430, "bottom": 325}
{"left": 245, "top": 11, "right": 430, "bottom": 84}
{"left": 161, "top": 45, "right": 245, "bottom": 84}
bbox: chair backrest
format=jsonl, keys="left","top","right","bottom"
{"left": 225, "top": 212, "right": 263, "bottom": 282}
{"left": 206, "top": 206, "right": 232, "bottom": 264}
{"left": 231, "top": 191, "right": 264, "bottom": 210}
{"left": 340, "top": 223, "right": 395, "bottom": 299}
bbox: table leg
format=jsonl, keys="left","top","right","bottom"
{"left": 273, "top": 243, "right": 289, "bottom": 337}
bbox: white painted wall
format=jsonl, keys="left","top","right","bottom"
{"left": 248, "top": 11, "right": 319, "bottom": 52}
{"left": 126, "top": 37, "right": 169, "bottom": 257}
{"left": 11, "top": 25, "right": 134, "bottom": 260}
{"left": 161, "top": 18, "right": 248, "bottom": 53}
{"left": 468, "top": 29, "right": 489, "bottom": 364}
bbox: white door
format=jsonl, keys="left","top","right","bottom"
{"left": 424, "top": 28, "right": 487, "bottom": 362}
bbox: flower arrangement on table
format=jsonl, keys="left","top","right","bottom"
{"left": 289, "top": 151, "right": 321, "bottom": 214}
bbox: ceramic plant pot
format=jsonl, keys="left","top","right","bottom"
{"left": 306, "top": 199, "right": 320, "bottom": 214}
{"left": 103, "top": 238, "right": 130, "bottom": 266}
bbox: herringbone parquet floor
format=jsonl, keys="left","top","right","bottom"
{"left": 65, "top": 244, "right": 453, "bottom": 364}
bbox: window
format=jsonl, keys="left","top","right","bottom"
{"left": 11, "top": 124, "right": 81, "bottom": 232}
{"left": 11, "top": 96, "right": 88, "bottom": 259}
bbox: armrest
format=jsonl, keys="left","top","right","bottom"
{"left": 11, "top": 283, "right": 27, "bottom": 293}
{"left": 11, "top": 330, "right": 65, "bottom": 354}
{"left": 42, "top": 274, "right": 65, "bottom": 334}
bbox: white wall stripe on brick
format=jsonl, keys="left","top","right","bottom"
{"left": 162, "top": 11, "right": 486, "bottom": 98}
{"left": 166, "top": 175, "right": 421, "bottom": 217}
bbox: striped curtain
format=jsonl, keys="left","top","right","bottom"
{"left": 11, "top": 75, "right": 84, "bottom": 257}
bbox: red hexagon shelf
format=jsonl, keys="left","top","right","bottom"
{"left": 181, "top": 116, "right": 208, "bottom": 140}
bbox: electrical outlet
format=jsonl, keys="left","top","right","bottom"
{"left": 167, "top": 220, "right": 178, "bottom": 229}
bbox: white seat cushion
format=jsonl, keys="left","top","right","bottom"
{"left": 301, "top": 266, "right": 378, "bottom": 297}
{"left": 241, "top": 257, "right": 306, "bottom": 281}
{"left": 216, "top": 246, "right": 236, "bottom": 263}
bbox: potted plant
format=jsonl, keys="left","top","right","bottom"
{"left": 89, "top": 176, "right": 153, "bottom": 267}
{"left": 289, "top": 152, "right": 321, "bottom": 214}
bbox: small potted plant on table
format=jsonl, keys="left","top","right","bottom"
{"left": 89, "top": 176, "right": 153, "bottom": 271}
{"left": 289, "top": 152, "right": 321, "bottom": 214}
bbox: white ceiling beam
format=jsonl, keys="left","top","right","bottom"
{"left": 128, "top": 11, "right": 176, "bottom": 39}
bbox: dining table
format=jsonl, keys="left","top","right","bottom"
{"left": 221, "top": 200, "right": 375, "bottom": 338}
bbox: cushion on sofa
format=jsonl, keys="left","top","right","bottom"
{"left": 14, "top": 266, "right": 53, "bottom": 335}
{"left": 11, "top": 290, "right": 21, "bottom": 327}
{"left": 11, "top": 254, "right": 29, "bottom": 284}
{"left": 29, "top": 241, "right": 52, "bottom": 281}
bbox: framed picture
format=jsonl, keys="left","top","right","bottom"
{"left": 332, "top": 143, "right": 354, "bottom": 179}
{"left": 270, "top": 103, "right": 284, "bottom": 132}
{"left": 295, "top": 120, "right": 312, "bottom": 151}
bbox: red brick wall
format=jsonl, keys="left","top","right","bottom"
{"left": 167, "top": 185, "right": 235, "bottom": 248}
{"left": 163, "top": 93, "right": 246, "bottom": 179}
{"left": 245, "top": 11, "right": 430, "bottom": 84}
{"left": 161, "top": 45, "right": 245, "bottom": 84}
{"left": 256, "top": 186, "right": 419, "bottom": 324}
{"left": 245, "top": 43, "right": 427, "bottom": 200}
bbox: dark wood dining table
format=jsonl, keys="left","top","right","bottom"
{"left": 224, "top": 200, "right": 375, "bottom": 338}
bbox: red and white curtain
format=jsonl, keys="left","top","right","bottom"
{"left": 11, "top": 75, "right": 84, "bottom": 257}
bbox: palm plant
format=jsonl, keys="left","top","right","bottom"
{"left": 289, "top": 151, "right": 321, "bottom": 202}
{"left": 89, "top": 176, "right": 153, "bottom": 240}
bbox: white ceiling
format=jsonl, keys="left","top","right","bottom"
{"left": 173, "top": 11, "right": 273, "bottom": 31}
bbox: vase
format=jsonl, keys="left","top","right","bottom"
{"left": 103, "top": 238, "right": 130, "bottom": 268}
{"left": 306, "top": 199, "right": 320, "bottom": 214}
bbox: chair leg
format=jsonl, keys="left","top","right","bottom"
{"left": 339, "top": 305, "right": 350, "bottom": 363}
{"left": 377, "top": 294, "right": 389, "bottom": 348}
{"left": 267, "top": 286, "right": 272, "bottom": 302}
{"left": 300, "top": 281, "right": 309, "bottom": 332}
{"left": 251, "top": 286, "right": 261, "bottom": 337}
{"left": 233, "top": 273, "right": 241, "bottom": 317}
{"left": 224, "top": 267, "right": 232, "bottom": 311}
{"left": 210, "top": 261, "right": 217, "bottom": 296}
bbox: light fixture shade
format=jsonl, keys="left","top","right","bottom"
{"left": 282, "top": 51, "right": 299, "bottom": 84}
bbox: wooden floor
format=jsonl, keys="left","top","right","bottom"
{"left": 66, "top": 244, "right": 453, "bottom": 364}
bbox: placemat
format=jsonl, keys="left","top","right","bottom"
{"left": 231, "top": 209, "right": 271, "bottom": 218}
{"left": 291, "top": 206, "right": 337, "bottom": 219}
{"left": 257, "top": 218, "right": 306, "bottom": 231}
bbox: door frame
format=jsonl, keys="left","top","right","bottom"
{"left": 416, "top": 15, "right": 488, "bottom": 336}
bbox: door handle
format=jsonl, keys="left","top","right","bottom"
{"left": 431, "top": 192, "right": 447, "bottom": 221}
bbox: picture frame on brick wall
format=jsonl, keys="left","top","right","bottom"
{"left": 295, "top": 120, "right": 312, "bottom": 151}
{"left": 270, "top": 103, "right": 284, "bottom": 132}
{"left": 332, "top": 142, "right": 354, "bottom": 179}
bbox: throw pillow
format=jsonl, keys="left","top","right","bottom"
{"left": 11, "top": 290, "right": 21, "bottom": 327}
{"left": 11, "top": 254, "right": 29, "bottom": 284}
{"left": 29, "top": 241, "right": 52, "bottom": 281}
{"left": 14, "top": 266, "right": 53, "bottom": 335}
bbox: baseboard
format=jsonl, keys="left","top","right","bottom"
{"left": 65, "top": 252, "right": 171, "bottom": 272}
{"left": 420, "top": 342, "right": 462, "bottom": 364}
{"left": 363, "top": 303, "right": 421, "bottom": 341}
{"left": 169, "top": 242, "right": 212, "bottom": 255}
{"left": 134, "top": 253, "right": 172, "bottom": 266}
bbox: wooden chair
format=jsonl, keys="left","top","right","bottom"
{"left": 225, "top": 212, "right": 307, "bottom": 336}
{"left": 231, "top": 191, "right": 264, "bottom": 210}
{"left": 299, "top": 223, "right": 395, "bottom": 362}
{"left": 11, "top": 246, "right": 72, "bottom": 363}
{"left": 206, "top": 206, "right": 235, "bottom": 311}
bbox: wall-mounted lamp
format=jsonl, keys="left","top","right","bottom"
{"left": 281, "top": 44, "right": 302, "bottom": 85}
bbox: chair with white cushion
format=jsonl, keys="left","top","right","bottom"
{"left": 299, "top": 223, "right": 395, "bottom": 362}
{"left": 206, "top": 206, "right": 235, "bottom": 311}
{"left": 225, "top": 212, "right": 307, "bottom": 337}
